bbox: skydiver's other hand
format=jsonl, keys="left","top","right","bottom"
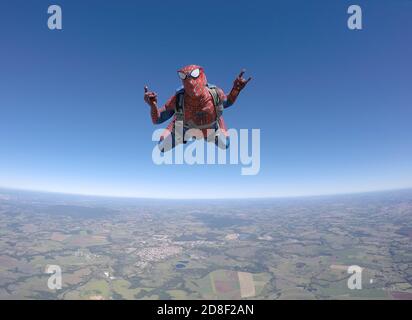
{"left": 144, "top": 86, "right": 158, "bottom": 106}
{"left": 233, "top": 69, "right": 252, "bottom": 92}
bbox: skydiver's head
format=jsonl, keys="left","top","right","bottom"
{"left": 177, "top": 65, "right": 208, "bottom": 98}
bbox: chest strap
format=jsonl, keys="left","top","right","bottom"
{"left": 174, "top": 85, "right": 223, "bottom": 130}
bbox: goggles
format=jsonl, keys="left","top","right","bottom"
{"left": 178, "top": 68, "right": 200, "bottom": 80}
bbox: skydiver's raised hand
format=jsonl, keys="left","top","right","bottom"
{"left": 232, "top": 69, "right": 252, "bottom": 92}
{"left": 144, "top": 86, "right": 158, "bottom": 107}
{"left": 226, "top": 69, "right": 252, "bottom": 106}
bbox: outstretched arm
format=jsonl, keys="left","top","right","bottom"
{"left": 144, "top": 86, "right": 176, "bottom": 124}
{"left": 224, "top": 69, "right": 252, "bottom": 108}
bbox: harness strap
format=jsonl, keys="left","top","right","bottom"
{"left": 175, "top": 91, "right": 184, "bottom": 122}
{"left": 184, "top": 121, "right": 218, "bottom": 130}
{"left": 207, "top": 87, "right": 223, "bottom": 119}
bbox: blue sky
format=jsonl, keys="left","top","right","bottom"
{"left": 0, "top": 0, "right": 411, "bottom": 198}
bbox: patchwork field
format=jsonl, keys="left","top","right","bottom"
{"left": 0, "top": 188, "right": 411, "bottom": 299}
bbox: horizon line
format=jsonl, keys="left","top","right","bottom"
{"left": 0, "top": 185, "right": 411, "bottom": 201}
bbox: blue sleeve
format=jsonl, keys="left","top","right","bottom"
{"left": 223, "top": 98, "right": 233, "bottom": 109}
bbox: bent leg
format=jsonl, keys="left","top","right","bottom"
{"left": 158, "top": 130, "right": 187, "bottom": 153}
{"left": 158, "top": 132, "right": 176, "bottom": 153}
{"left": 215, "top": 134, "right": 230, "bottom": 150}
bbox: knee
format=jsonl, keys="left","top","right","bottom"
{"left": 215, "top": 135, "right": 230, "bottom": 149}
{"left": 158, "top": 135, "right": 175, "bottom": 153}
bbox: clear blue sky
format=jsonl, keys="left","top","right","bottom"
{"left": 0, "top": 0, "right": 411, "bottom": 198}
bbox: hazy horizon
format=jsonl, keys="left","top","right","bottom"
{"left": 1, "top": 185, "right": 412, "bottom": 201}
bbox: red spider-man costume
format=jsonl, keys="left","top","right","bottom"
{"left": 144, "top": 65, "right": 251, "bottom": 152}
